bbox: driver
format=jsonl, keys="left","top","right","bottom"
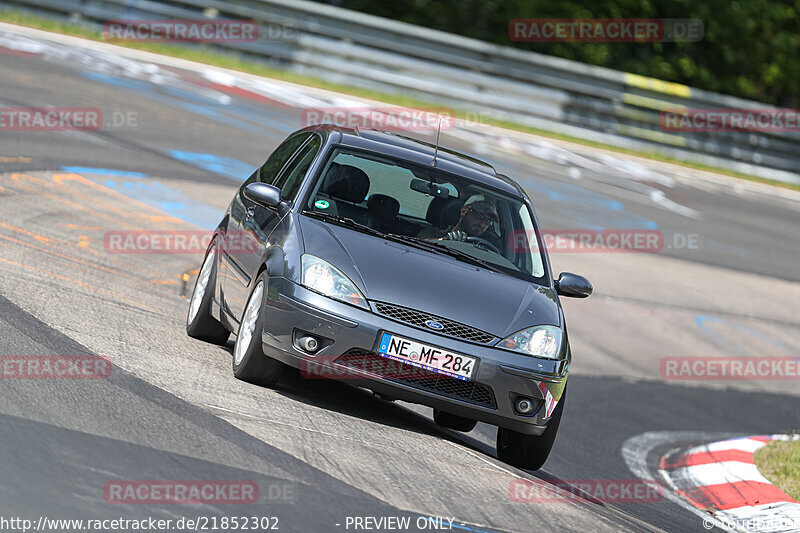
{"left": 419, "top": 195, "right": 501, "bottom": 248}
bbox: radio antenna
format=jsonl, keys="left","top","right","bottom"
{"left": 431, "top": 118, "right": 441, "bottom": 167}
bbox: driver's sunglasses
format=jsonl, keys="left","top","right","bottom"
{"left": 468, "top": 206, "right": 495, "bottom": 223}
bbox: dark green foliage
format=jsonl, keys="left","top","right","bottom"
{"left": 314, "top": 0, "right": 800, "bottom": 106}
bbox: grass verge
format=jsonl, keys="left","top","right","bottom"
{"left": 1, "top": 9, "right": 799, "bottom": 192}
{"left": 754, "top": 438, "right": 800, "bottom": 501}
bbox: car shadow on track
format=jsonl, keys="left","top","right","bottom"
{"left": 215, "top": 339, "right": 547, "bottom": 466}
{"left": 216, "top": 340, "right": 446, "bottom": 434}
{"left": 281, "top": 367, "right": 457, "bottom": 434}
{"left": 216, "top": 339, "right": 514, "bottom": 452}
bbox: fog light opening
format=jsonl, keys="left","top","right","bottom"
{"left": 299, "top": 336, "right": 320, "bottom": 353}
{"left": 515, "top": 397, "right": 534, "bottom": 415}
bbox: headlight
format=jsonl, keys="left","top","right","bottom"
{"left": 301, "top": 254, "right": 368, "bottom": 309}
{"left": 499, "top": 325, "right": 563, "bottom": 359}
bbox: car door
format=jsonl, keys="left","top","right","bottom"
{"left": 220, "top": 132, "right": 310, "bottom": 321}
{"left": 222, "top": 133, "right": 322, "bottom": 322}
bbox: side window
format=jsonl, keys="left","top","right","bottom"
{"left": 241, "top": 169, "right": 258, "bottom": 187}
{"left": 274, "top": 136, "right": 322, "bottom": 201}
{"left": 257, "top": 133, "right": 310, "bottom": 183}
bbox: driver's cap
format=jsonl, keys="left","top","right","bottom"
{"left": 463, "top": 195, "right": 498, "bottom": 222}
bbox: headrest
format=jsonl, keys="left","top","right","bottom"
{"left": 367, "top": 194, "right": 400, "bottom": 220}
{"left": 323, "top": 163, "right": 370, "bottom": 203}
{"left": 425, "top": 196, "right": 463, "bottom": 229}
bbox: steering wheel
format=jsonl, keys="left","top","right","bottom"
{"left": 466, "top": 236, "right": 501, "bottom": 254}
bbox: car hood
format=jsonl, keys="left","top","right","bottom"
{"left": 299, "top": 217, "right": 561, "bottom": 338}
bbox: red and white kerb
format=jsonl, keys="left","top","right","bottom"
{"left": 660, "top": 435, "right": 800, "bottom": 531}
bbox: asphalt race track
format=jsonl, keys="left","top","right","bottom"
{"left": 1, "top": 23, "right": 799, "bottom": 533}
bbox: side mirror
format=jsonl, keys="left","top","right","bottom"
{"left": 243, "top": 183, "right": 287, "bottom": 213}
{"left": 555, "top": 272, "right": 593, "bottom": 298}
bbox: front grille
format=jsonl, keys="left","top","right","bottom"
{"left": 336, "top": 350, "right": 497, "bottom": 409}
{"left": 372, "top": 301, "right": 495, "bottom": 344}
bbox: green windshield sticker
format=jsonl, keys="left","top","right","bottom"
{"left": 314, "top": 199, "right": 330, "bottom": 209}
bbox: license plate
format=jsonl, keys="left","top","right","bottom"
{"left": 377, "top": 332, "right": 478, "bottom": 381}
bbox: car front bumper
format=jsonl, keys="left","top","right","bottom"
{"left": 257, "top": 277, "right": 568, "bottom": 435}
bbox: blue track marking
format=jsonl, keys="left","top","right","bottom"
{"left": 77, "top": 70, "right": 296, "bottom": 179}
{"left": 60, "top": 166, "right": 148, "bottom": 178}
{"left": 168, "top": 150, "right": 256, "bottom": 181}
{"left": 514, "top": 173, "right": 659, "bottom": 230}
{"left": 695, "top": 315, "right": 787, "bottom": 351}
{"left": 62, "top": 168, "right": 224, "bottom": 229}
{"left": 106, "top": 179, "right": 224, "bottom": 229}
{"left": 79, "top": 70, "right": 298, "bottom": 138}
{"left": 527, "top": 179, "right": 625, "bottom": 212}
{"left": 545, "top": 206, "right": 659, "bottom": 231}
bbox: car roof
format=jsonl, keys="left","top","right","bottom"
{"left": 304, "top": 125, "right": 526, "bottom": 198}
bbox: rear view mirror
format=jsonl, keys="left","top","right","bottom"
{"left": 410, "top": 178, "right": 449, "bottom": 198}
{"left": 555, "top": 272, "right": 593, "bottom": 298}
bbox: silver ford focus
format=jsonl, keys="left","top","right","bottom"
{"left": 187, "top": 125, "right": 592, "bottom": 470}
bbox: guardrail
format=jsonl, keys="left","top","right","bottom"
{"left": 3, "top": 0, "right": 799, "bottom": 184}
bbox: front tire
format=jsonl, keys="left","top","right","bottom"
{"left": 186, "top": 246, "right": 230, "bottom": 345}
{"left": 433, "top": 409, "right": 478, "bottom": 432}
{"left": 232, "top": 272, "right": 285, "bottom": 386}
{"left": 496, "top": 384, "right": 566, "bottom": 470}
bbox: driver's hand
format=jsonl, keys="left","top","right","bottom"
{"left": 444, "top": 229, "right": 468, "bottom": 242}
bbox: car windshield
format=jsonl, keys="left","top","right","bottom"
{"left": 303, "top": 147, "right": 547, "bottom": 283}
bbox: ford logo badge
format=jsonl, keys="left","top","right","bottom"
{"left": 425, "top": 320, "right": 444, "bottom": 331}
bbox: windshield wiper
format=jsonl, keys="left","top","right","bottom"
{"left": 384, "top": 234, "right": 499, "bottom": 272}
{"left": 302, "top": 210, "right": 386, "bottom": 238}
